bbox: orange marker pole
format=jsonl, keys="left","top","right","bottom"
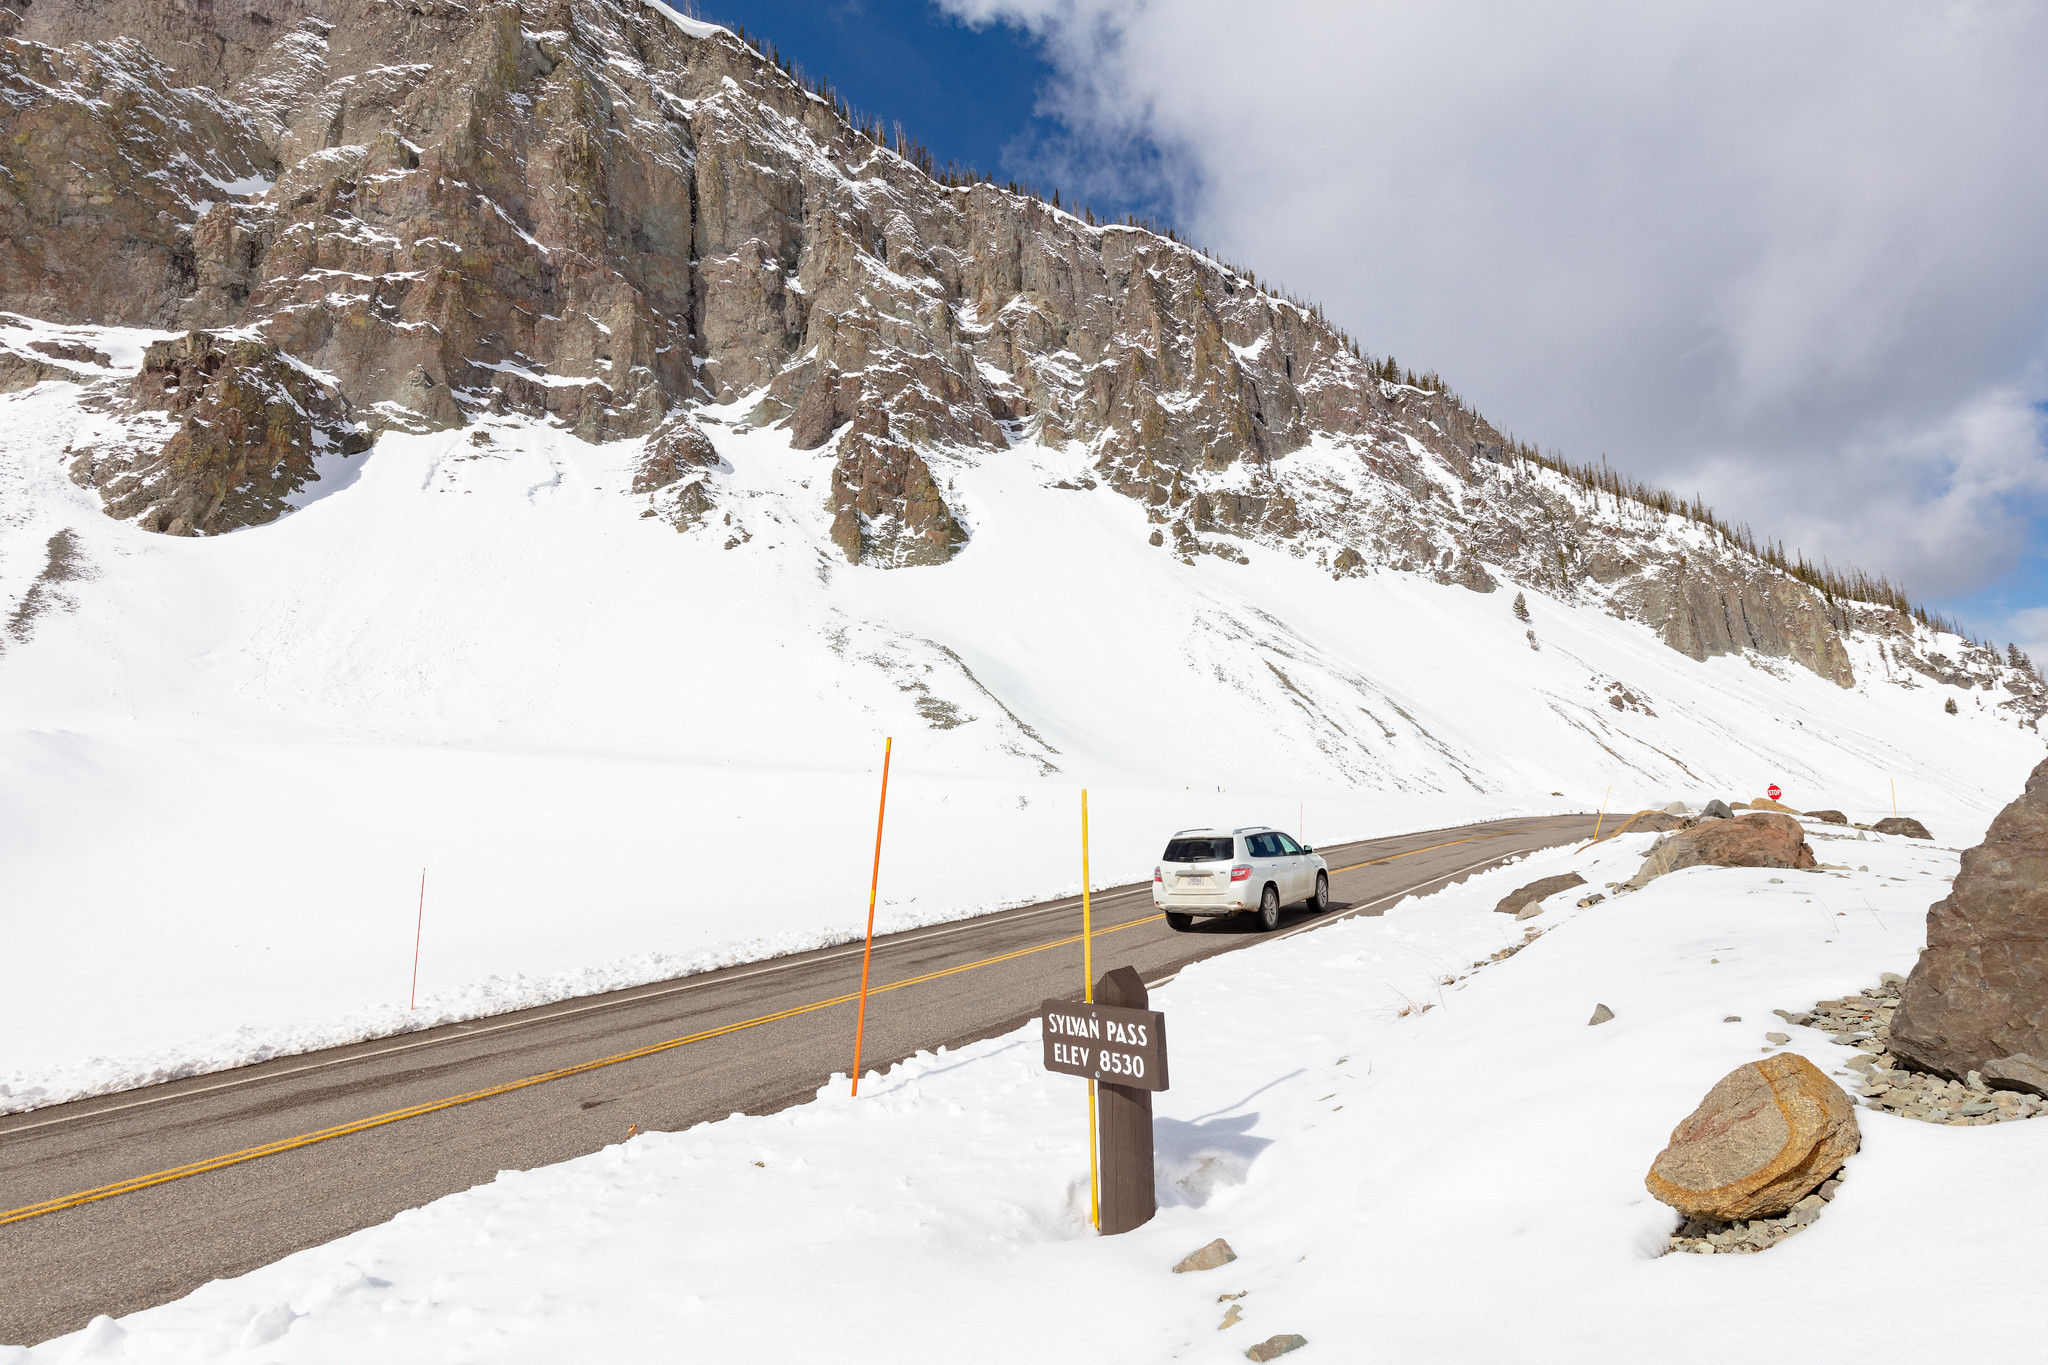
{"left": 850, "top": 738, "right": 893, "bottom": 1097}
{"left": 1593, "top": 786, "right": 1611, "bottom": 841}
{"left": 1082, "top": 788, "right": 1099, "bottom": 1230}
{"left": 409, "top": 869, "right": 426, "bottom": 1012}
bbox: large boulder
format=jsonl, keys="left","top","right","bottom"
{"left": 1627, "top": 813, "right": 1816, "bottom": 888}
{"left": 1493, "top": 873, "right": 1585, "bottom": 916}
{"left": 1888, "top": 758, "right": 2048, "bottom": 1079}
{"left": 1806, "top": 809, "right": 1848, "bottom": 825}
{"left": 1645, "top": 1054, "right": 1860, "bottom": 1221}
{"left": 1629, "top": 812, "right": 1687, "bottom": 832}
{"left": 1701, "top": 799, "right": 1734, "bottom": 820}
{"left": 1874, "top": 816, "right": 1934, "bottom": 840}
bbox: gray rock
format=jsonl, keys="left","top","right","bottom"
{"left": 1703, "top": 799, "right": 1735, "bottom": 819}
{"left": 1892, "top": 759, "right": 2048, "bottom": 1078}
{"left": 1981, "top": 1054, "right": 2048, "bottom": 1097}
{"left": 1873, "top": 817, "right": 1934, "bottom": 839}
{"left": 1173, "top": 1238, "right": 1238, "bottom": 1273}
{"left": 1576, "top": 893, "right": 1606, "bottom": 908}
{"left": 1765, "top": 1032, "right": 1791, "bottom": 1044}
{"left": 1589, "top": 1003, "right": 1615, "bottom": 1025}
{"left": 1246, "top": 1336, "right": 1308, "bottom": 1362}
{"left": 1724, "top": 1016, "right": 1742, "bottom": 1022}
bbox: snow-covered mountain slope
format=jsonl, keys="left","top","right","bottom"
{"left": 0, "top": 341, "right": 2038, "bottom": 1110}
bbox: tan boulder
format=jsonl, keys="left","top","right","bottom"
{"left": 1873, "top": 816, "right": 1934, "bottom": 839}
{"left": 1646, "top": 1054, "right": 1859, "bottom": 1221}
{"left": 1746, "top": 797, "right": 1803, "bottom": 814}
{"left": 1805, "top": 809, "right": 1848, "bottom": 825}
{"left": 1631, "top": 811, "right": 1688, "bottom": 832}
{"left": 1627, "top": 812, "right": 1816, "bottom": 888}
{"left": 1493, "top": 872, "right": 1585, "bottom": 915}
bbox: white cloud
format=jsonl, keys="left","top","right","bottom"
{"left": 942, "top": 0, "right": 2048, "bottom": 606}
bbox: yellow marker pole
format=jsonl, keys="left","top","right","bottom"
{"left": 1593, "top": 786, "right": 1611, "bottom": 840}
{"left": 849, "top": 737, "right": 893, "bottom": 1098}
{"left": 1082, "top": 788, "right": 1099, "bottom": 1231}
{"left": 1892, "top": 780, "right": 1898, "bottom": 819}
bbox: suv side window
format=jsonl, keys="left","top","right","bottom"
{"left": 1247, "top": 833, "right": 1280, "bottom": 858}
{"left": 1276, "top": 833, "right": 1303, "bottom": 855}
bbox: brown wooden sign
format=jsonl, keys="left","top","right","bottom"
{"left": 1040, "top": 997, "right": 1169, "bottom": 1091}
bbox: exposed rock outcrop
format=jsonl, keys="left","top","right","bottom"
{"left": 1889, "top": 758, "right": 2048, "bottom": 1079}
{"left": 0, "top": 0, "right": 2030, "bottom": 708}
{"left": 1645, "top": 1054, "right": 1859, "bottom": 1222}
{"left": 818, "top": 405, "right": 968, "bottom": 567}
{"left": 1873, "top": 816, "right": 1933, "bottom": 840}
{"left": 66, "top": 331, "right": 365, "bottom": 535}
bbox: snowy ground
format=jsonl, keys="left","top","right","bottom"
{"left": 13, "top": 813, "right": 2039, "bottom": 1363}
{"left": 2, "top": 340, "right": 2039, "bottom": 1112}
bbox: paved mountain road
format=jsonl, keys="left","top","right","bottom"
{"left": 1, "top": 813, "right": 1598, "bottom": 1344}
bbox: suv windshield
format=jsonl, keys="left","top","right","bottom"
{"left": 1162, "top": 837, "right": 1235, "bottom": 863}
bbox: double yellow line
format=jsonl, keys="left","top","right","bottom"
{"left": 3, "top": 815, "right": 1583, "bottom": 1229}
{"left": 1, "top": 912, "right": 1164, "bottom": 1228}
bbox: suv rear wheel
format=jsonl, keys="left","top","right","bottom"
{"left": 1256, "top": 884, "right": 1281, "bottom": 931}
{"left": 1165, "top": 910, "right": 1194, "bottom": 932}
{"left": 1310, "top": 871, "right": 1330, "bottom": 912}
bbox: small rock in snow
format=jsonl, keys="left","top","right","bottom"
{"left": 1246, "top": 1334, "right": 1308, "bottom": 1361}
{"left": 1589, "top": 1004, "right": 1615, "bottom": 1026}
{"left": 1766, "top": 1032, "right": 1791, "bottom": 1044}
{"left": 1173, "top": 1238, "right": 1237, "bottom": 1273}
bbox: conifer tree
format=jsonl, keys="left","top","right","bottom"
{"left": 1513, "top": 591, "right": 1530, "bottom": 622}
{"left": 1945, "top": 697, "right": 1959, "bottom": 715}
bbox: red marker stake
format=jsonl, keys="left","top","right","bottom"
{"left": 409, "top": 869, "right": 426, "bottom": 1012}
{"left": 850, "top": 738, "right": 893, "bottom": 1096}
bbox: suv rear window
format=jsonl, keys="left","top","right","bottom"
{"left": 1163, "top": 837, "right": 1235, "bottom": 863}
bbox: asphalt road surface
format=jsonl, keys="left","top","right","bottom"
{"left": 1, "top": 812, "right": 1598, "bottom": 1344}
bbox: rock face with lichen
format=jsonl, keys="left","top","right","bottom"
{"left": 1646, "top": 1054, "right": 1859, "bottom": 1222}
{"left": 1, "top": 0, "right": 2040, "bottom": 709}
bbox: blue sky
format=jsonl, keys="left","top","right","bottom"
{"left": 671, "top": 2, "right": 1118, "bottom": 218}
{"left": 666, "top": 1, "right": 2048, "bottom": 663}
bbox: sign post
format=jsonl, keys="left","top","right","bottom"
{"left": 1043, "top": 965, "right": 1167, "bottom": 1235}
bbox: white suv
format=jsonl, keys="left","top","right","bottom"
{"left": 1152, "top": 827, "right": 1330, "bottom": 932}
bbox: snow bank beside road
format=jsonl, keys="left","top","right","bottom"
{"left": 20, "top": 816, "right": 2045, "bottom": 1363}
{"left": 2, "top": 373, "right": 2035, "bottom": 1113}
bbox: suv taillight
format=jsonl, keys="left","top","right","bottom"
{"left": 1153, "top": 866, "right": 1162, "bottom": 882}
{"left": 1231, "top": 865, "right": 1251, "bottom": 882}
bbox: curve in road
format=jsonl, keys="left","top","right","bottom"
{"left": 0, "top": 812, "right": 1597, "bottom": 1344}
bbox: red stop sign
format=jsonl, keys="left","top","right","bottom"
{"left": 1767, "top": 784, "right": 1782, "bottom": 801}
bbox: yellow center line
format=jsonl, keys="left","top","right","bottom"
{"left": 4, "top": 815, "right": 1588, "bottom": 1228}
{"left": 0, "top": 912, "right": 1165, "bottom": 1229}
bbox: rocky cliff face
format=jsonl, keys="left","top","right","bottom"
{"left": 0, "top": 0, "right": 2036, "bottom": 706}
